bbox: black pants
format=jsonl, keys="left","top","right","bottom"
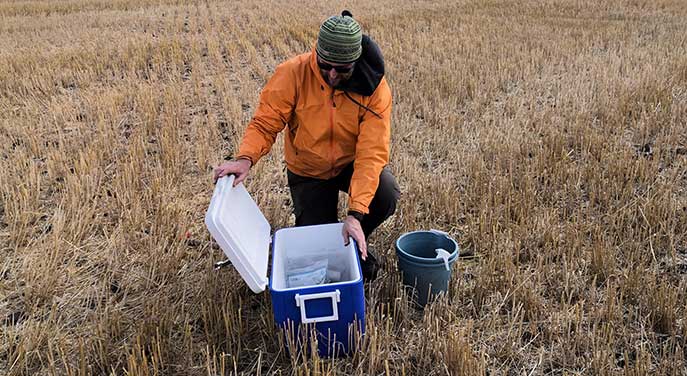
{"left": 287, "top": 163, "right": 401, "bottom": 280}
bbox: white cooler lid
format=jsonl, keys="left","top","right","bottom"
{"left": 205, "top": 175, "right": 271, "bottom": 293}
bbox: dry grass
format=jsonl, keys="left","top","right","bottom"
{"left": 1, "top": 0, "right": 686, "bottom": 374}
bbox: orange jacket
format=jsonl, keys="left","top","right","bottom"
{"left": 237, "top": 47, "right": 392, "bottom": 215}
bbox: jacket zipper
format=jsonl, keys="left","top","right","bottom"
{"left": 329, "top": 91, "right": 336, "bottom": 178}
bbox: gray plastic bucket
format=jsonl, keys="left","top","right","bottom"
{"left": 395, "top": 230, "right": 459, "bottom": 307}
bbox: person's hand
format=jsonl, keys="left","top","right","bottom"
{"left": 342, "top": 215, "right": 367, "bottom": 260}
{"left": 213, "top": 158, "right": 252, "bottom": 186}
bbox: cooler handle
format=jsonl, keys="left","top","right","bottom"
{"left": 294, "top": 290, "right": 341, "bottom": 324}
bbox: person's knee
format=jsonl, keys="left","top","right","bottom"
{"left": 377, "top": 167, "right": 400, "bottom": 217}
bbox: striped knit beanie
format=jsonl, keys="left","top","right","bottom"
{"left": 316, "top": 11, "right": 362, "bottom": 64}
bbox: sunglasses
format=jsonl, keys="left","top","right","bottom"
{"left": 317, "top": 60, "right": 355, "bottom": 74}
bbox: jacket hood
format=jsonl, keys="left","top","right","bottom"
{"left": 340, "top": 35, "right": 385, "bottom": 96}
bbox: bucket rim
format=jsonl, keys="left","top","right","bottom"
{"left": 395, "top": 230, "right": 459, "bottom": 264}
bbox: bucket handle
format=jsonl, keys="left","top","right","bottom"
{"left": 430, "top": 228, "right": 449, "bottom": 237}
{"left": 294, "top": 290, "right": 341, "bottom": 324}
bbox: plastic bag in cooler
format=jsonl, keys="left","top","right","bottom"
{"left": 286, "top": 255, "right": 328, "bottom": 288}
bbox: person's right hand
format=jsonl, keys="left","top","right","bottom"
{"left": 213, "top": 158, "right": 252, "bottom": 186}
{"left": 342, "top": 215, "right": 367, "bottom": 261}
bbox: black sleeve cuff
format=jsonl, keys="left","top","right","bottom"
{"left": 347, "top": 210, "right": 364, "bottom": 222}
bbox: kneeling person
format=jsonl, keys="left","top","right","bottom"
{"left": 213, "top": 11, "right": 400, "bottom": 280}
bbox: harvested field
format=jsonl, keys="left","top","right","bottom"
{"left": 1, "top": 0, "right": 686, "bottom": 374}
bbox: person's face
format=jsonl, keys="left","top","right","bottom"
{"left": 317, "top": 56, "right": 355, "bottom": 88}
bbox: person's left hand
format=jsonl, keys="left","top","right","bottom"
{"left": 342, "top": 215, "right": 367, "bottom": 260}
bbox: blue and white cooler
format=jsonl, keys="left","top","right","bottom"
{"left": 205, "top": 176, "right": 365, "bottom": 356}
